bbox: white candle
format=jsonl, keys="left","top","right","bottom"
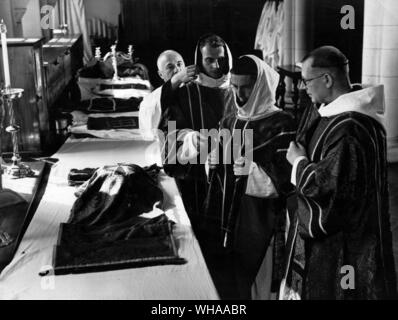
{"left": 111, "top": 45, "right": 118, "bottom": 80}
{"left": 0, "top": 20, "right": 11, "bottom": 88}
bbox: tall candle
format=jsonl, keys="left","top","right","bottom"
{"left": 0, "top": 20, "right": 11, "bottom": 88}
{"left": 111, "top": 44, "right": 118, "bottom": 80}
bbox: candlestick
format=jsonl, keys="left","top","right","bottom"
{"left": 111, "top": 44, "right": 118, "bottom": 81}
{"left": 95, "top": 47, "right": 102, "bottom": 60}
{"left": 1, "top": 88, "right": 34, "bottom": 179}
{"left": 128, "top": 45, "right": 134, "bottom": 61}
{"left": 0, "top": 20, "right": 11, "bottom": 88}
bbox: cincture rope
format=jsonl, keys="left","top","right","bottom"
{"left": 220, "top": 119, "right": 250, "bottom": 232}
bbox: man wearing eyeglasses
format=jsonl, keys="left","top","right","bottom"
{"left": 281, "top": 46, "right": 397, "bottom": 300}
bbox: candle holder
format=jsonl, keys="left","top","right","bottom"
{"left": 110, "top": 44, "right": 119, "bottom": 81}
{"left": 1, "top": 87, "right": 34, "bottom": 179}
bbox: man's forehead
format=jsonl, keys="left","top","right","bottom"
{"left": 159, "top": 54, "right": 182, "bottom": 67}
{"left": 201, "top": 45, "right": 225, "bottom": 58}
{"left": 301, "top": 58, "right": 319, "bottom": 76}
{"left": 231, "top": 74, "right": 255, "bottom": 86}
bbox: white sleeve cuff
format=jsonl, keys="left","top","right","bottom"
{"left": 179, "top": 131, "right": 199, "bottom": 161}
{"left": 246, "top": 162, "right": 279, "bottom": 198}
{"left": 291, "top": 156, "right": 308, "bottom": 186}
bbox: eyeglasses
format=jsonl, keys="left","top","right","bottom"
{"left": 301, "top": 73, "right": 326, "bottom": 87}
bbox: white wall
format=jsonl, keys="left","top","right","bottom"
{"left": 83, "top": 0, "right": 120, "bottom": 27}
{"left": 362, "top": 0, "right": 398, "bottom": 162}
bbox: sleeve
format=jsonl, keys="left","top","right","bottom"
{"left": 291, "top": 156, "right": 308, "bottom": 186}
{"left": 138, "top": 89, "right": 161, "bottom": 140}
{"left": 246, "top": 162, "right": 279, "bottom": 198}
{"left": 178, "top": 131, "right": 200, "bottom": 162}
{"left": 159, "top": 80, "right": 179, "bottom": 118}
{"left": 158, "top": 81, "right": 190, "bottom": 178}
{"left": 294, "top": 135, "right": 365, "bottom": 239}
{"left": 252, "top": 115, "right": 296, "bottom": 197}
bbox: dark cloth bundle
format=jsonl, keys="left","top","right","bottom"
{"left": 53, "top": 164, "right": 185, "bottom": 275}
{"left": 98, "top": 83, "right": 149, "bottom": 91}
{"left": 78, "top": 61, "right": 113, "bottom": 79}
{"left": 77, "top": 61, "right": 150, "bottom": 81}
{"left": 80, "top": 97, "right": 142, "bottom": 113}
{"left": 68, "top": 168, "right": 97, "bottom": 186}
{"left": 87, "top": 116, "right": 139, "bottom": 130}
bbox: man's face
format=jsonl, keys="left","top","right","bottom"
{"left": 301, "top": 58, "right": 328, "bottom": 104}
{"left": 231, "top": 74, "right": 256, "bottom": 106}
{"left": 201, "top": 44, "right": 226, "bottom": 79}
{"left": 158, "top": 53, "right": 185, "bottom": 82}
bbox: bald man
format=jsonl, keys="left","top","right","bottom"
{"left": 139, "top": 50, "right": 191, "bottom": 139}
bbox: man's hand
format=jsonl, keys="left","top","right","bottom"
{"left": 233, "top": 156, "right": 252, "bottom": 176}
{"left": 286, "top": 141, "right": 307, "bottom": 165}
{"left": 171, "top": 65, "right": 198, "bottom": 89}
{"left": 192, "top": 131, "right": 209, "bottom": 151}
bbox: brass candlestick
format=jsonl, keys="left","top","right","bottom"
{"left": 1, "top": 88, "right": 34, "bottom": 179}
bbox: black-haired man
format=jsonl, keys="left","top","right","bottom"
{"left": 159, "top": 34, "right": 234, "bottom": 223}
{"left": 205, "top": 55, "right": 295, "bottom": 299}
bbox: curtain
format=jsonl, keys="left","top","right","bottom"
{"left": 65, "top": 0, "right": 92, "bottom": 63}
{"left": 120, "top": 0, "right": 265, "bottom": 88}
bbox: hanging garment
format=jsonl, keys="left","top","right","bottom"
{"left": 65, "top": 0, "right": 93, "bottom": 63}
{"left": 254, "top": 1, "right": 284, "bottom": 68}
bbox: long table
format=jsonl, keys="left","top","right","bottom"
{"left": 0, "top": 137, "right": 219, "bottom": 300}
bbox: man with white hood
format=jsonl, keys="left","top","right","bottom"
{"left": 159, "top": 34, "right": 234, "bottom": 221}
{"left": 284, "top": 46, "right": 397, "bottom": 299}
{"left": 205, "top": 55, "right": 296, "bottom": 299}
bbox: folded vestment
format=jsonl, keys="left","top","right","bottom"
{"left": 68, "top": 168, "right": 97, "bottom": 186}
{"left": 87, "top": 116, "right": 139, "bottom": 130}
{"left": 98, "top": 83, "right": 149, "bottom": 91}
{"left": 79, "top": 97, "right": 142, "bottom": 113}
{"left": 53, "top": 214, "right": 185, "bottom": 275}
{"left": 53, "top": 164, "right": 185, "bottom": 275}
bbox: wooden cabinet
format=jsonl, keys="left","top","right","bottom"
{"left": 0, "top": 38, "right": 49, "bottom": 156}
{"left": 43, "top": 35, "right": 83, "bottom": 108}
{"left": 0, "top": 35, "right": 83, "bottom": 156}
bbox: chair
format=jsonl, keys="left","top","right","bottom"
{"left": 276, "top": 64, "right": 302, "bottom": 119}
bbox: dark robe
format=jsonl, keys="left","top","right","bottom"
{"left": 204, "top": 110, "right": 296, "bottom": 299}
{"left": 282, "top": 104, "right": 397, "bottom": 300}
{"left": 159, "top": 79, "right": 233, "bottom": 221}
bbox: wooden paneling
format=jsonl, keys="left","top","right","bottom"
{"left": 0, "top": 35, "right": 83, "bottom": 156}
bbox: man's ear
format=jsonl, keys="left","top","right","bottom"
{"left": 324, "top": 73, "right": 334, "bottom": 89}
{"left": 158, "top": 70, "right": 165, "bottom": 81}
